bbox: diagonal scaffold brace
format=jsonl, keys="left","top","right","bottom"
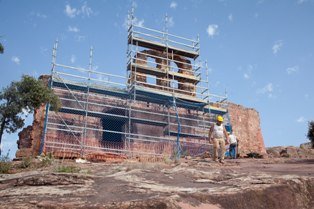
{"left": 171, "top": 94, "right": 182, "bottom": 160}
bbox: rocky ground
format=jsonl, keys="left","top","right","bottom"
{"left": 0, "top": 153, "right": 314, "bottom": 209}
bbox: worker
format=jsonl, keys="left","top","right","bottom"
{"left": 209, "top": 115, "right": 229, "bottom": 163}
{"left": 228, "top": 131, "right": 238, "bottom": 159}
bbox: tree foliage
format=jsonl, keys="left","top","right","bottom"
{"left": 0, "top": 75, "right": 61, "bottom": 155}
{"left": 307, "top": 121, "right": 314, "bottom": 148}
{"left": 0, "top": 43, "right": 3, "bottom": 54}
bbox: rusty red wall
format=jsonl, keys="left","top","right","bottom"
{"left": 227, "top": 102, "right": 266, "bottom": 156}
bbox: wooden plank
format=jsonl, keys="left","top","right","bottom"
{"left": 204, "top": 104, "right": 228, "bottom": 114}
{"left": 168, "top": 71, "right": 200, "bottom": 84}
{"left": 134, "top": 85, "right": 205, "bottom": 104}
{"left": 128, "top": 36, "right": 199, "bottom": 59}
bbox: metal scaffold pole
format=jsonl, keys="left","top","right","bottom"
{"left": 81, "top": 47, "right": 93, "bottom": 158}
{"left": 205, "top": 60, "right": 210, "bottom": 104}
{"left": 127, "top": 7, "right": 135, "bottom": 156}
{"left": 39, "top": 40, "right": 58, "bottom": 155}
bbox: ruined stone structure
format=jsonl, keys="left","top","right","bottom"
{"left": 128, "top": 49, "right": 196, "bottom": 96}
{"left": 227, "top": 103, "right": 266, "bottom": 156}
{"left": 16, "top": 97, "right": 266, "bottom": 159}
{"left": 15, "top": 17, "right": 266, "bottom": 160}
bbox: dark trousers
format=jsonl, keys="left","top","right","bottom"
{"left": 229, "top": 143, "right": 237, "bottom": 159}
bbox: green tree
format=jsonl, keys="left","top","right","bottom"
{"left": 0, "top": 43, "right": 3, "bottom": 54}
{"left": 0, "top": 75, "right": 61, "bottom": 155}
{"left": 307, "top": 121, "right": 314, "bottom": 148}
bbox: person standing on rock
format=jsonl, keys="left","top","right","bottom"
{"left": 228, "top": 131, "right": 238, "bottom": 159}
{"left": 209, "top": 115, "right": 229, "bottom": 163}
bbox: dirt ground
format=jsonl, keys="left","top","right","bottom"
{"left": 0, "top": 157, "right": 313, "bottom": 209}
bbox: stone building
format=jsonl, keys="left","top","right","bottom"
{"left": 16, "top": 15, "right": 266, "bottom": 160}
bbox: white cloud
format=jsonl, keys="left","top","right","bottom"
{"left": 80, "top": 3, "right": 93, "bottom": 17}
{"left": 75, "top": 35, "right": 86, "bottom": 42}
{"left": 123, "top": 16, "right": 144, "bottom": 30}
{"left": 286, "top": 65, "right": 299, "bottom": 75}
{"left": 11, "top": 56, "right": 20, "bottom": 65}
{"left": 206, "top": 24, "right": 219, "bottom": 38}
{"left": 296, "top": 116, "right": 305, "bottom": 123}
{"left": 257, "top": 83, "right": 274, "bottom": 98}
{"left": 68, "top": 26, "right": 80, "bottom": 33}
{"left": 170, "top": 1, "right": 178, "bottom": 9}
{"left": 65, "top": 4, "right": 77, "bottom": 18}
{"left": 137, "top": 19, "right": 144, "bottom": 27}
{"left": 241, "top": 64, "right": 254, "bottom": 80}
{"left": 297, "top": 0, "right": 308, "bottom": 4}
{"left": 228, "top": 14, "right": 233, "bottom": 22}
{"left": 167, "top": 17, "right": 175, "bottom": 28}
{"left": 214, "top": 81, "right": 221, "bottom": 87}
{"left": 40, "top": 47, "right": 49, "bottom": 56}
{"left": 132, "top": 1, "right": 138, "bottom": 9}
{"left": 272, "top": 40, "right": 283, "bottom": 55}
{"left": 30, "top": 12, "right": 47, "bottom": 19}
{"left": 304, "top": 93, "right": 309, "bottom": 99}
{"left": 70, "top": 55, "right": 76, "bottom": 63}
{"left": 36, "top": 13, "right": 47, "bottom": 19}
{"left": 64, "top": 3, "right": 94, "bottom": 18}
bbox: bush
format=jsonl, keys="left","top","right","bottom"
{"left": 19, "top": 157, "right": 32, "bottom": 169}
{"left": 307, "top": 121, "right": 314, "bottom": 148}
{"left": 38, "top": 152, "right": 54, "bottom": 167}
{"left": 55, "top": 165, "right": 81, "bottom": 173}
{"left": 246, "top": 152, "right": 263, "bottom": 158}
{"left": 0, "top": 155, "right": 12, "bottom": 174}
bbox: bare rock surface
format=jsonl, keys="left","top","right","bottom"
{"left": 267, "top": 146, "right": 314, "bottom": 158}
{"left": 0, "top": 158, "right": 313, "bottom": 209}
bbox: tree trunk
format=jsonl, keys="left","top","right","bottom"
{"left": 0, "top": 119, "right": 6, "bottom": 156}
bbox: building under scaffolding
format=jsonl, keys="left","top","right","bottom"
{"left": 41, "top": 12, "right": 230, "bottom": 160}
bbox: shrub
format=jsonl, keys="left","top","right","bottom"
{"left": 19, "top": 157, "right": 32, "bottom": 169}
{"left": 246, "top": 152, "right": 263, "bottom": 158}
{"left": 307, "top": 121, "right": 314, "bottom": 148}
{"left": 55, "top": 165, "right": 81, "bottom": 173}
{"left": 39, "top": 152, "right": 54, "bottom": 167}
{"left": 0, "top": 155, "right": 12, "bottom": 174}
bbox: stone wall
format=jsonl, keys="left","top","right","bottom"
{"left": 227, "top": 102, "right": 266, "bottom": 156}
{"left": 15, "top": 76, "right": 266, "bottom": 158}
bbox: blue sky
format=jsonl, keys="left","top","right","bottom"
{"left": 1, "top": 0, "right": 314, "bottom": 158}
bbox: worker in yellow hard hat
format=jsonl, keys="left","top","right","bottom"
{"left": 208, "top": 115, "right": 229, "bottom": 163}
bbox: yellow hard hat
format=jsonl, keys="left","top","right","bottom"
{"left": 217, "top": 115, "right": 224, "bottom": 122}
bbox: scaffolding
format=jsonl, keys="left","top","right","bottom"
{"left": 41, "top": 12, "right": 230, "bottom": 161}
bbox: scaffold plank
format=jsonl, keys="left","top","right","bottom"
{"left": 128, "top": 36, "right": 199, "bottom": 59}
{"left": 169, "top": 131, "right": 207, "bottom": 138}
{"left": 57, "top": 107, "right": 168, "bottom": 127}
{"left": 133, "top": 85, "right": 206, "bottom": 104}
{"left": 52, "top": 80, "right": 227, "bottom": 113}
{"left": 52, "top": 81, "right": 129, "bottom": 99}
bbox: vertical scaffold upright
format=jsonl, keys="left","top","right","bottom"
{"left": 41, "top": 11, "right": 230, "bottom": 161}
